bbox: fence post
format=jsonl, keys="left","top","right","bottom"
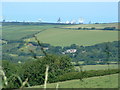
{"left": 44, "top": 65, "right": 49, "bottom": 90}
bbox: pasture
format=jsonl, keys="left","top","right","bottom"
{"left": 31, "top": 74, "right": 118, "bottom": 88}
{"left": 27, "top": 28, "right": 118, "bottom": 46}
{"left": 2, "top": 23, "right": 119, "bottom": 89}
{"left": 63, "top": 23, "right": 118, "bottom": 29}
{"left": 2, "top": 23, "right": 118, "bottom": 47}
{"left": 75, "top": 64, "right": 118, "bottom": 71}
{"left": 2, "top": 25, "right": 69, "bottom": 40}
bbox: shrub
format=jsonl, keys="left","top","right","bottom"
{"left": 56, "top": 69, "right": 119, "bottom": 82}
{"left": 22, "top": 54, "right": 74, "bottom": 86}
{"left": 78, "top": 27, "right": 82, "bottom": 30}
{"left": 103, "top": 27, "right": 116, "bottom": 30}
{"left": 91, "top": 27, "right": 96, "bottom": 30}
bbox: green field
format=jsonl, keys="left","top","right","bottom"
{"left": 30, "top": 74, "right": 118, "bottom": 88}
{"left": 2, "top": 23, "right": 119, "bottom": 89}
{"left": 63, "top": 23, "right": 118, "bottom": 29}
{"left": 27, "top": 28, "right": 118, "bottom": 46}
{"left": 2, "top": 25, "right": 50, "bottom": 40}
{"left": 2, "top": 25, "right": 68, "bottom": 40}
{"left": 2, "top": 23, "right": 118, "bottom": 46}
{"left": 75, "top": 64, "right": 118, "bottom": 71}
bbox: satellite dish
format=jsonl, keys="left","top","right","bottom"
{"left": 78, "top": 18, "right": 84, "bottom": 24}
{"left": 66, "top": 21, "right": 69, "bottom": 24}
{"left": 38, "top": 19, "right": 42, "bottom": 22}
{"left": 70, "top": 20, "right": 76, "bottom": 24}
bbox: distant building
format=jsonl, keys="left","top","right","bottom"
{"left": 65, "top": 49, "right": 77, "bottom": 53}
{"left": 78, "top": 18, "right": 84, "bottom": 24}
{"left": 43, "top": 47, "right": 49, "bottom": 50}
{"left": 38, "top": 19, "right": 42, "bottom": 22}
{"left": 70, "top": 20, "right": 76, "bottom": 24}
{"left": 27, "top": 43, "right": 34, "bottom": 46}
{"left": 65, "top": 21, "right": 70, "bottom": 24}
{"left": 18, "top": 61, "right": 22, "bottom": 64}
{"left": 81, "top": 50, "right": 86, "bottom": 53}
{"left": 62, "top": 52, "right": 65, "bottom": 54}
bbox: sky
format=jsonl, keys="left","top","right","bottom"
{"left": 2, "top": 2, "right": 118, "bottom": 23}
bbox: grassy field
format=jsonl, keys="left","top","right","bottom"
{"left": 75, "top": 64, "right": 118, "bottom": 71}
{"left": 27, "top": 28, "right": 118, "bottom": 46}
{"left": 2, "top": 25, "right": 69, "bottom": 40}
{"left": 30, "top": 74, "right": 118, "bottom": 88}
{"left": 2, "top": 23, "right": 118, "bottom": 46}
{"left": 63, "top": 23, "right": 118, "bottom": 29}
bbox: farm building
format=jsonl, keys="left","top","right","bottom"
{"left": 63, "top": 49, "right": 77, "bottom": 54}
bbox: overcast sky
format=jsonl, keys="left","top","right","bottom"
{"left": 2, "top": 2, "right": 118, "bottom": 23}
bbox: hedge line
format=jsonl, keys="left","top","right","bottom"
{"left": 49, "top": 69, "right": 119, "bottom": 83}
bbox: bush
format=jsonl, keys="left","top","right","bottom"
{"left": 22, "top": 54, "right": 74, "bottom": 86}
{"left": 2, "top": 60, "right": 23, "bottom": 88}
{"left": 103, "top": 27, "right": 116, "bottom": 30}
{"left": 56, "top": 69, "right": 119, "bottom": 82}
{"left": 2, "top": 55, "right": 74, "bottom": 88}
{"left": 2, "top": 59, "right": 119, "bottom": 88}
{"left": 83, "top": 28, "right": 89, "bottom": 30}
{"left": 78, "top": 27, "right": 82, "bottom": 30}
{"left": 91, "top": 27, "right": 96, "bottom": 30}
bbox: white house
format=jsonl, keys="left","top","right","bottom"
{"left": 66, "top": 49, "right": 77, "bottom": 53}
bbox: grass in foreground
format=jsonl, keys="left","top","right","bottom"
{"left": 30, "top": 74, "right": 118, "bottom": 88}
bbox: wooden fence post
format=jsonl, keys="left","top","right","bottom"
{"left": 44, "top": 65, "right": 49, "bottom": 90}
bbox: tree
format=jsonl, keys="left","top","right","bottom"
{"left": 22, "top": 36, "right": 74, "bottom": 86}
{"left": 22, "top": 54, "right": 73, "bottom": 86}
{"left": 2, "top": 60, "right": 24, "bottom": 88}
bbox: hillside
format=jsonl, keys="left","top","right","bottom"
{"left": 2, "top": 23, "right": 118, "bottom": 47}
{"left": 63, "top": 23, "right": 118, "bottom": 29}
{"left": 30, "top": 74, "right": 118, "bottom": 88}
{"left": 26, "top": 28, "right": 118, "bottom": 46}
{"left": 1, "top": 22, "right": 119, "bottom": 89}
{"left": 2, "top": 23, "right": 119, "bottom": 63}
